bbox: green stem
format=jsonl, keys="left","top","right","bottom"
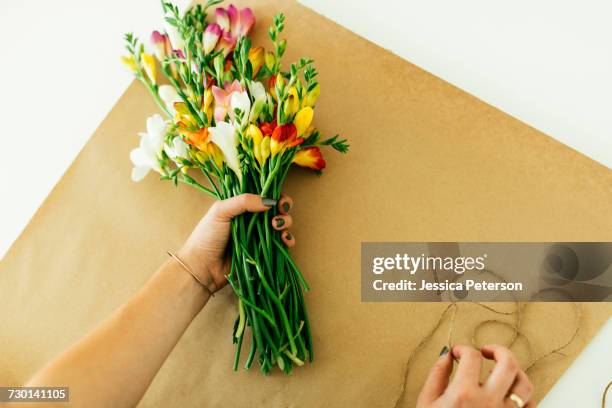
{"left": 260, "top": 157, "right": 282, "bottom": 197}
{"left": 200, "top": 167, "right": 221, "bottom": 197}
{"left": 274, "top": 239, "right": 310, "bottom": 291}
{"left": 252, "top": 260, "right": 297, "bottom": 355}
{"left": 178, "top": 175, "right": 218, "bottom": 198}
{"left": 146, "top": 81, "right": 172, "bottom": 118}
{"left": 233, "top": 329, "right": 244, "bottom": 371}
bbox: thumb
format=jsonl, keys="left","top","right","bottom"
{"left": 417, "top": 346, "right": 454, "bottom": 406}
{"left": 212, "top": 194, "right": 276, "bottom": 221}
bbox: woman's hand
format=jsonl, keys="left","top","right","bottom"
{"left": 417, "top": 344, "right": 535, "bottom": 408}
{"left": 177, "top": 193, "right": 295, "bottom": 292}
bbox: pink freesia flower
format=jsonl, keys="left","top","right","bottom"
{"left": 212, "top": 80, "right": 243, "bottom": 122}
{"left": 227, "top": 5, "right": 255, "bottom": 37}
{"left": 150, "top": 30, "right": 168, "bottom": 61}
{"left": 215, "top": 8, "right": 230, "bottom": 31}
{"left": 203, "top": 23, "right": 222, "bottom": 54}
{"left": 173, "top": 49, "right": 185, "bottom": 59}
{"left": 213, "top": 5, "right": 255, "bottom": 56}
{"left": 215, "top": 30, "right": 237, "bottom": 57}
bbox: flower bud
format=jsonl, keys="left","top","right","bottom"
{"left": 215, "top": 7, "right": 230, "bottom": 31}
{"left": 246, "top": 124, "right": 263, "bottom": 144}
{"left": 141, "top": 53, "right": 157, "bottom": 84}
{"left": 304, "top": 83, "right": 320, "bottom": 107}
{"left": 203, "top": 23, "right": 221, "bottom": 54}
{"left": 120, "top": 55, "right": 138, "bottom": 73}
{"left": 267, "top": 75, "right": 278, "bottom": 101}
{"left": 276, "top": 73, "right": 285, "bottom": 90}
{"left": 203, "top": 87, "right": 214, "bottom": 123}
{"left": 260, "top": 136, "right": 271, "bottom": 164}
{"left": 284, "top": 87, "right": 300, "bottom": 117}
{"left": 150, "top": 31, "right": 167, "bottom": 61}
{"left": 278, "top": 39, "right": 287, "bottom": 55}
{"left": 294, "top": 107, "right": 314, "bottom": 136}
{"left": 265, "top": 51, "right": 276, "bottom": 71}
{"left": 248, "top": 46, "right": 264, "bottom": 76}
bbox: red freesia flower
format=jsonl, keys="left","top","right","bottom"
{"left": 260, "top": 119, "right": 277, "bottom": 136}
{"left": 270, "top": 124, "right": 304, "bottom": 155}
{"left": 271, "top": 123, "right": 296, "bottom": 143}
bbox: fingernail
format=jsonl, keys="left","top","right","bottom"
{"left": 275, "top": 218, "right": 285, "bottom": 228}
{"left": 284, "top": 232, "right": 292, "bottom": 240}
{"left": 261, "top": 197, "right": 277, "bottom": 207}
{"left": 439, "top": 346, "right": 449, "bottom": 357}
{"left": 282, "top": 202, "right": 290, "bottom": 212}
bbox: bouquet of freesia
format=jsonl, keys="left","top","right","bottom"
{"left": 121, "top": 0, "right": 348, "bottom": 374}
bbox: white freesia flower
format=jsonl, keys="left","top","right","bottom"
{"left": 250, "top": 81, "right": 267, "bottom": 102}
{"left": 209, "top": 121, "right": 242, "bottom": 181}
{"left": 164, "top": 14, "right": 185, "bottom": 50}
{"left": 249, "top": 81, "right": 268, "bottom": 121}
{"left": 229, "top": 90, "right": 251, "bottom": 127}
{"left": 130, "top": 114, "right": 167, "bottom": 182}
{"left": 158, "top": 85, "right": 182, "bottom": 115}
{"left": 164, "top": 136, "right": 189, "bottom": 163}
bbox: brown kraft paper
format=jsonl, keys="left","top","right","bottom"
{"left": 1, "top": 0, "right": 611, "bottom": 406}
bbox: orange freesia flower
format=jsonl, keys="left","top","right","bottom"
{"left": 179, "top": 125, "right": 209, "bottom": 150}
{"left": 179, "top": 124, "right": 224, "bottom": 169}
{"left": 293, "top": 147, "right": 326, "bottom": 170}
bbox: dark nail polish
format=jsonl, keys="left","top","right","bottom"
{"left": 439, "top": 346, "right": 449, "bottom": 357}
{"left": 275, "top": 218, "right": 285, "bottom": 228}
{"left": 282, "top": 202, "right": 290, "bottom": 212}
{"left": 284, "top": 232, "right": 292, "bottom": 240}
{"left": 261, "top": 197, "right": 277, "bottom": 207}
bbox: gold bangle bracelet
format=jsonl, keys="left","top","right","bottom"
{"left": 167, "top": 251, "right": 215, "bottom": 297}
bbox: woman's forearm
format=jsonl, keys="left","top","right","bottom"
{"left": 27, "top": 258, "right": 209, "bottom": 407}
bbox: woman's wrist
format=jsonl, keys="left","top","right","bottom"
{"left": 160, "top": 257, "right": 211, "bottom": 306}
{"left": 176, "top": 245, "right": 217, "bottom": 292}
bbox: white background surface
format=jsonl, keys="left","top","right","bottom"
{"left": 1, "top": 0, "right": 611, "bottom": 259}
{"left": 538, "top": 318, "right": 612, "bottom": 407}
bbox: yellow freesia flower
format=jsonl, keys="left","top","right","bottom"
{"left": 260, "top": 137, "right": 271, "bottom": 163}
{"left": 206, "top": 143, "right": 224, "bottom": 170}
{"left": 141, "top": 53, "right": 157, "bottom": 84}
{"left": 246, "top": 124, "right": 265, "bottom": 166}
{"left": 248, "top": 46, "right": 264, "bottom": 76}
{"left": 305, "top": 125, "right": 315, "bottom": 138}
{"left": 173, "top": 102, "right": 198, "bottom": 128}
{"left": 264, "top": 51, "right": 276, "bottom": 71}
{"left": 294, "top": 107, "right": 313, "bottom": 136}
{"left": 203, "top": 88, "right": 214, "bottom": 123}
{"left": 120, "top": 55, "right": 138, "bottom": 73}
{"left": 304, "top": 83, "right": 320, "bottom": 107}
{"left": 284, "top": 87, "right": 300, "bottom": 116}
{"left": 193, "top": 143, "right": 223, "bottom": 170}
